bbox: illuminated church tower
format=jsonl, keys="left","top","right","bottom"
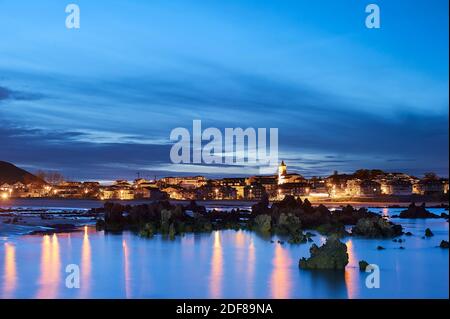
{"left": 278, "top": 160, "right": 287, "bottom": 184}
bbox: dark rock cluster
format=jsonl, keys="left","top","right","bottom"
{"left": 399, "top": 203, "right": 440, "bottom": 219}
{"left": 94, "top": 195, "right": 404, "bottom": 241}
{"left": 299, "top": 235, "right": 349, "bottom": 270}
{"left": 352, "top": 217, "right": 403, "bottom": 238}
{"left": 439, "top": 240, "right": 449, "bottom": 248}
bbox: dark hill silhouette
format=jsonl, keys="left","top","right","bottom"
{"left": 0, "top": 161, "right": 46, "bottom": 185}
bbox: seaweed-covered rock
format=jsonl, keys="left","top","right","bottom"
{"left": 160, "top": 209, "right": 172, "bottom": 233}
{"left": 184, "top": 200, "right": 206, "bottom": 214}
{"left": 299, "top": 235, "right": 349, "bottom": 270}
{"left": 272, "top": 195, "right": 301, "bottom": 211}
{"left": 315, "top": 223, "right": 349, "bottom": 237}
{"left": 253, "top": 214, "right": 272, "bottom": 233}
{"left": 332, "top": 206, "right": 378, "bottom": 225}
{"left": 139, "top": 223, "right": 155, "bottom": 238}
{"left": 95, "top": 219, "right": 106, "bottom": 231}
{"left": 288, "top": 232, "right": 307, "bottom": 244}
{"left": 251, "top": 193, "right": 271, "bottom": 215}
{"left": 424, "top": 228, "right": 434, "bottom": 237}
{"left": 399, "top": 203, "right": 439, "bottom": 219}
{"left": 359, "top": 260, "right": 369, "bottom": 271}
{"left": 351, "top": 217, "right": 403, "bottom": 238}
{"left": 439, "top": 240, "right": 449, "bottom": 248}
{"left": 297, "top": 204, "right": 332, "bottom": 228}
{"left": 275, "top": 213, "right": 302, "bottom": 235}
{"left": 168, "top": 223, "right": 176, "bottom": 240}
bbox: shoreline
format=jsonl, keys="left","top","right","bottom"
{"left": 1, "top": 197, "right": 448, "bottom": 209}
{"left": 1, "top": 196, "right": 448, "bottom": 238}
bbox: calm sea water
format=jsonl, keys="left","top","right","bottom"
{"left": 0, "top": 201, "right": 448, "bottom": 299}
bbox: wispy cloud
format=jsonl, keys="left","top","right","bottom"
{"left": 0, "top": 0, "right": 447, "bottom": 179}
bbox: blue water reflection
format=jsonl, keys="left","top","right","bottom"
{"left": 0, "top": 208, "right": 448, "bottom": 299}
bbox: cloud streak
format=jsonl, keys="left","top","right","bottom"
{"left": 0, "top": 0, "right": 447, "bottom": 180}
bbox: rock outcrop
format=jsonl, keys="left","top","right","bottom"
{"left": 359, "top": 260, "right": 369, "bottom": 271}
{"left": 299, "top": 235, "right": 349, "bottom": 270}
{"left": 399, "top": 203, "right": 439, "bottom": 219}
{"left": 253, "top": 214, "right": 272, "bottom": 233}
{"left": 351, "top": 217, "right": 403, "bottom": 238}
{"left": 425, "top": 228, "right": 434, "bottom": 237}
{"left": 439, "top": 240, "right": 449, "bottom": 248}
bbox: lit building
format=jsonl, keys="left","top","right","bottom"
{"left": 276, "top": 161, "right": 304, "bottom": 185}
{"left": 159, "top": 176, "right": 207, "bottom": 189}
{"left": 196, "top": 185, "right": 237, "bottom": 200}
{"left": 325, "top": 171, "right": 352, "bottom": 197}
{"left": 414, "top": 179, "right": 445, "bottom": 195}
{"left": 99, "top": 183, "right": 135, "bottom": 200}
{"left": 346, "top": 179, "right": 381, "bottom": 197}
{"left": 133, "top": 178, "right": 158, "bottom": 189}
{"left": 442, "top": 178, "right": 449, "bottom": 194}
{"left": 219, "top": 178, "right": 246, "bottom": 199}
{"left": 278, "top": 160, "right": 287, "bottom": 184}
{"left": 246, "top": 176, "right": 278, "bottom": 197}
{"left": 380, "top": 180, "right": 412, "bottom": 196}
{"left": 278, "top": 182, "right": 310, "bottom": 199}
{"left": 243, "top": 184, "right": 266, "bottom": 200}
{"left": 161, "top": 186, "right": 186, "bottom": 200}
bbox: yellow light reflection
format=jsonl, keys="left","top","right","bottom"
{"left": 80, "top": 226, "right": 91, "bottom": 297}
{"left": 122, "top": 238, "right": 131, "bottom": 298}
{"left": 344, "top": 239, "right": 359, "bottom": 299}
{"left": 246, "top": 238, "right": 255, "bottom": 297}
{"left": 270, "top": 244, "right": 292, "bottom": 299}
{"left": 209, "top": 231, "right": 223, "bottom": 298}
{"left": 3, "top": 243, "right": 17, "bottom": 298}
{"left": 36, "top": 234, "right": 61, "bottom": 299}
{"left": 235, "top": 230, "right": 245, "bottom": 248}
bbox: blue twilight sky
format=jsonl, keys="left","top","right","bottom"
{"left": 0, "top": 0, "right": 448, "bottom": 181}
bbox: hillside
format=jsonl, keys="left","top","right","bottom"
{"left": 0, "top": 161, "right": 46, "bottom": 185}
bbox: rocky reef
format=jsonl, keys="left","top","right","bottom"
{"left": 359, "top": 260, "right": 369, "bottom": 271}
{"left": 94, "top": 195, "right": 404, "bottom": 242}
{"left": 399, "top": 203, "right": 440, "bottom": 219}
{"left": 252, "top": 195, "right": 390, "bottom": 238}
{"left": 299, "top": 235, "right": 349, "bottom": 270}
{"left": 352, "top": 217, "right": 403, "bottom": 238}
{"left": 424, "top": 228, "right": 434, "bottom": 237}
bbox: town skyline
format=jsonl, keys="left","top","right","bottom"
{"left": 1, "top": 159, "right": 448, "bottom": 202}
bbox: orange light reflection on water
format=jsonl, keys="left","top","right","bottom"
{"left": 36, "top": 234, "right": 61, "bottom": 299}
{"left": 246, "top": 237, "right": 256, "bottom": 297}
{"left": 80, "top": 226, "right": 91, "bottom": 297}
{"left": 209, "top": 231, "right": 223, "bottom": 298}
{"left": 3, "top": 243, "right": 17, "bottom": 298}
{"left": 344, "top": 239, "right": 359, "bottom": 299}
{"left": 122, "top": 237, "right": 131, "bottom": 298}
{"left": 270, "top": 244, "right": 292, "bottom": 299}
